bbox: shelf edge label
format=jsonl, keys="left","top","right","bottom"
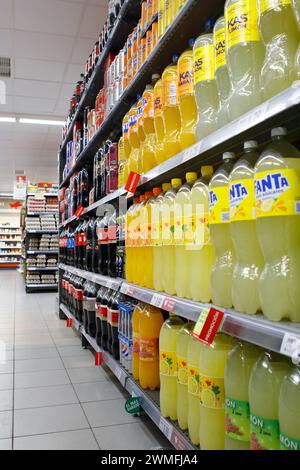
{"left": 125, "top": 172, "right": 141, "bottom": 194}
{"left": 192, "top": 307, "right": 224, "bottom": 345}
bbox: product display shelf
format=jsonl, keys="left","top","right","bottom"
{"left": 26, "top": 230, "right": 58, "bottom": 234}
{"left": 58, "top": 263, "right": 122, "bottom": 291}
{"left": 26, "top": 284, "right": 58, "bottom": 292}
{"left": 27, "top": 250, "right": 58, "bottom": 255}
{"left": 0, "top": 226, "right": 21, "bottom": 268}
{"left": 27, "top": 267, "right": 58, "bottom": 272}
{"left": 27, "top": 212, "right": 58, "bottom": 217}
{"left": 0, "top": 253, "right": 21, "bottom": 256}
{"left": 0, "top": 246, "right": 21, "bottom": 250}
{"left": 59, "top": 302, "right": 196, "bottom": 451}
{"left": 0, "top": 238, "right": 21, "bottom": 241}
{"left": 27, "top": 193, "right": 59, "bottom": 198}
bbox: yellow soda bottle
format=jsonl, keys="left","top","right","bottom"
{"left": 122, "top": 112, "right": 131, "bottom": 183}
{"left": 164, "top": 0, "right": 171, "bottom": 30}
{"left": 209, "top": 152, "right": 236, "bottom": 308}
{"left": 214, "top": 17, "right": 231, "bottom": 128}
{"left": 141, "top": 75, "right": 160, "bottom": 173}
{"left": 199, "top": 333, "right": 236, "bottom": 450}
{"left": 258, "top": 0, "right": 300, "bottom": 100}
{"left": 255, "top": 127, "right": 300, "bottom": 322}
{"left": 189, "top": 166, "right": 215, "bottom": 303}
{"left": 225, "top": 0, "right": 265, "bottom": 121}
{"left": 279, "top": 366, "right": 300, "bottom": 450}
{"left": 174, "top": 172, "right": 198, "bottom": 299}
{"left": 152, "top": 184, "right": 170, "bottom": 292}
{"left": 139, "top": 304, "right": 164, "bottom": 390}
{"left": 161, "top": 55, "right": 182, "bottom": 161}
{"left": 125, "top": 196, "right": 140, "bottom": 283}
{"left": 158, "top": 0, "right": 165, "bottom": 39}
{"left": 187, "top": 334, "right": 201, "bottom": 446}
{"left": 177, "top": 321, "right": 194, "bottom": 431}
{"left": 137, "top": 94, "right": 146, "bottom": 172}
{"left": 128, "top": 97, "right": 141, "bottom": 174}
{"left": 194, "top": 21, "right": 220, "bottom": 140}
{"left": 153, "top": 77, "right": 166, "bottom": 165}
{"left": 230, "top": 141, "right": 264, "bottom": 315}
{"left": 292, "top": 0, "right": 300, "bottom": 76}
{"left": 134, "top": 194, "right": 146, "bottom": 285}
{"left": 161, "top": 178, "right": 182, "bottom": 295}
{"left": 132, "top": 302, "right": 144, "bottom": 381}
{"left": 224, "top": 341, "right": 262, "bottom": 450}
{"left": 139, "top": 191, "right": 154, "bottom": 288}
{"left": 145, "top": 188, "right": 163, "bottom": 289}
{"left": 249, "top": 351, "right": 291, "bottom": 450}
{"left": 177, "top": 39, "right": 197, "bottom": 149}
{"left": 159, "top": 313, "right": 184, "bottom": 420}
{"left": 118, "top": 137, "right": 125, "bottom": 188}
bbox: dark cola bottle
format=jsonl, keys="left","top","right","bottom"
{"left": 77, "top": 170, "right": 82, "bottom": 208}
{"left": 69, "top": 275, "right": 76, "bottom": 315}
{"left": 107, "top": 290, "right": 122, "bottom": 360}
{"left": 85, "top": 218, "right": 95, "bottom": 272}
{"left": 78, "top": 219, "right": 87, "bottom": 269}
{"left": 107, "top": 210, "right": 117, "bottom": 278}
{"left": 81, "top": 167, "right": 90, "bottom": 208}
{"left": 86, "top": 282, "right": 98, "bottom": 338}
{"left": 98, "top": 213, "right": 109, "bottom": 275}
{"left": 75, "top": 277, "right": 84, "bottom": 322}
{"left": 94, "top": 149, "right": 102, "bottom": 202}
{"left": 92, "top": 217, "right": 100, "bottom": 273}
{"left": 82, "top": 281, "right": 90, "bottom": 333}
{"left": 72, "top": 175, "right": 79, "bottom": 215}
{"left": 95, "top": 286, "right": 106, "bottom": 347}
{"left": 101, "top": 288, "right": 113, "bottom": 350}
{"left": 74, "top": 223, "right": 81, "bottom": 267}
{"left": 61, "top": 272, "right": 66, "bottom": 304}
{"left": 81, "top": 219, "right": 89, "bottom": 271}
{"left": 70, "top": 228, "right": 76, "bottom": 266}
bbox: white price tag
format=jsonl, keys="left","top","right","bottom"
{"left": 115, "top": 366, "right": 126, "bottom": 386}
{"left": 151, "top": 293, "right": 165, "bottom": 308}
{"left": 159, "top": 417, "right": 172, "bottom": 440}
{"left": 280, "top": 333, "right": 300, "bottom": 364}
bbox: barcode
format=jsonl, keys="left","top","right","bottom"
{"left": 152, "top": 293, "right": 164, "bottom": 308}
{"left": 222, "top": 212, "right": 230, "bottom": 222}
{"left": 169, "top": 85, "right": 177, "bottom": 105}
{"left": 295, "top": 202, "right": 300, "bottom": 214}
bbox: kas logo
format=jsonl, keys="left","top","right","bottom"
{"left": 230, "top": 183, "right": 248, "bottom": 201}
{"left": 255, "top": 172, "right": 289, "bottom": 196}
{"left": 179, "top": 70, "right": 192, "bottom": 82}
{"left": 209, "top": 190, "right": 218, "bottom": 208}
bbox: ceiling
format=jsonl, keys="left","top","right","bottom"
{"left": 0, "top": 0, "right": 107, "bottom": 193}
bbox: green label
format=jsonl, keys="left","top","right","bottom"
{"left": 280, "top": 432, "right": 300, "bottom": 451}
{"left": 125, "top": 397, "right": 141, "bottom": 415}
{"left": 225, "top": 397, "right": 250, "bottom": 442}
{"left": 250, "top": 413, "right": 280, "bottom": 450}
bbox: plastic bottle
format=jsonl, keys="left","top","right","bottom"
{"left": 249, "top": 351, "right": 291, "bottom": 450}
{"left": 161, "top": 55, "right": 182, "bottom": 160}
{"left": 225, "top": 0, "right": 265, "bottom": 121}
{"left": 141, "top": 75, "right": 160, "bottom": 173}
{"left": 132, "top": 302, "right": 144, "bottom": 381}
{"left": 128, "top": 98, "right": 141, "bottom": 174}
{"left": 194, "top": 20, "right": 220, "bottom": 140}
{"left": 174, "top": 172, "right": 197, "bottom": 299}
{"left": 209, "top": 152, "right": 236, "bottom": 308}
{"left": 158, "top": 0, "right": 165, "bottom": 39}
{"left": 177, "top": 321, "right": 194, "bottom": 431}
{"left": 279, "top": 366, "right": 300, "bottom": 450}
{"left": 214, "top": 16, "right": 231, "bottom": 127}
{"left": 255, "top": 127, "right": 300, "bottom": 322}
{"left": 292, "top": 0, "right": 300, "bottom": 77}
{"left": 189, "top": 166, "right": 215, "bottom": 303}
{"left": 139, "top": 191, "right": 155, "bottom": 288}
{"left": 230, "top": 141, "right": 264, "bottom": 315}
{"left": 153, "top": 183, "right": 171, "bottom": 291}
{"left": 187, "top": 335, "right": 202, "bottom": 446}
{"left": 224, "top": 341, "right": 262, "bottom": 450}
{"left": 199, "top": 333, "right": 236, "bottom": 450}
{"left": 137, "top": 94, "right": 146, "bottom": 167}
{"left": 139, "top": 304, "right": 164, "bottom": 390}
{"left": 177, "top": 39, "right": 197, "bottom": 149}
{"left": 161, "top": 178, "right": 182, "bottom": 295}
{"left": 122, "top": 112, "right": 131, "bottom": 183}
{"left": 153, "top": 77, "right": 166, "bottom": 165}
{"left": 134, "top": 195, "right": 146, "bottom": 285}
{"left": 125, "top": 197, "right": 140, "bottom": 283}
{"left": 159, "top": 313, "right": 184, "bottom": 420}
{"left": 258, "top": 0, "right": 299, "bottom": 100}
{"left": 95, "top": 286, "right": 106, "bottom": 347}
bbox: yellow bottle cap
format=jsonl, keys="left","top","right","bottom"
{"left": 171, "top": 178, "right": 182, "bottom": 188}
{"left": 186, "top": 172, "right": 197, "bottom": 183}
{"left": 201, "top": 166, "right": 213, "bottom": 177}
{"left": 162, "top": 183, "right": 171, "bottom": 193}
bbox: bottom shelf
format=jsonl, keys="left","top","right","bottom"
{"left": 26, "top": 284, "right": 58, "bottom": 292}
{"left": 59, "top": 303, "right": 196, "bottom": 451}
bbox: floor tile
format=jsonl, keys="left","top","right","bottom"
{"left": 0, "top": 361, "right": 13, "bottom": 374}
{"left": 82, "top": 399, "right": 135, "bottom": 428}
{"left": 0, "top": 438, "right": 12, "bottom": 450}
{"left": 14, "top": 404, "right": 89, "bottom": 437}
{"left": 0, "top": 374, "right": 13, "bottom": 391}
{"left": 0, "top": 349, "right": 13, "bottom": 362}
{"left": 15, "top": 347, "right": 59, "bottom": 360}
{"left": 56, "top": 345, "right": 88, "bottom": 358}
{"left": 0, "top": 390, "right": 13, "bottom": 411}
{"left": 14, "top": 429, "right": 99, "bottom": 450}
{"left": 74, "top": 380, "right": 125, "bottom": 403}
{"left": 0, "top": 411, "right": 12, "bottom": 439}
{"left": 15, "top": 370, "right": 70, "bottom": 389}
{"left": 53, "top": 337, "right": 81, "bottom": 347}
{"left": 14, "top": 384, "right": 78, "bottom": 409}
{"left": 15, "top": 357, "right": 64, "bottom": 374}
{"left": 62, "top": 354, "right": 94, "bottom": 369}
{"left": 67, "top": 367, "right": 109, "bottom": 384}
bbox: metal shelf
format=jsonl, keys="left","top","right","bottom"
{"left": 26, "top": 284, "right": 58, "bottom": 291}
{"left": 0, "top": 238, "right": 21, "bottom": 242}
{"left": 27, "top": 193, "right": 58, "bottom": 197}
{"left": 27, "top": 267, "right": 58, "bottom": 271}
{"left": 0, "top": 246, "right": 21, "bottom": 250}
{"left": 59, "top": 263, "right": 122, "bottom": 291}
{"left": 27, "top": 250, "right": 58, "bottom": 255}
{"left": 26, "top": 230, "right": 58, "bottom": 234}
{"left": 27, "top": 212, "right": 58, "bottom": 216}
{"left": 0, "top": 253, "right": 20, "bottom": 256}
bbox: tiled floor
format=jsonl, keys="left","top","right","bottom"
{"left": 0, "top": 271, "right": 169, "bottom": 450}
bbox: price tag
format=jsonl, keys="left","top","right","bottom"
{"left": 280, "top": 333, "right": 300, "bottom": 364}
{"left": 192, "top": 307, "right": 224, "bottom": 345}
{"left": 106, "top": 280, "right": 114, "bottom": 289}
{"left": 171, "top": 430, "right": 190, "bottom": 450}
{"left": 126, "top": 286, "right": 134, "bottom": 297}
{"left": 125, "top": 172, "right": 141, "bottom": 194}
{"left": 74, "top": 206, "right": 85, "bottom": 219}
{"left": 115, "top": 366, "right": 126, "bottom": 386}
{"left": 162, "top": 297, "right": 176, "bottom": 312}
{"left": 159, "top": 417, "right": 172, "bottom": 440}
{"left": 66, "top": 318, "right": 73, "bottom": 328}
{"left": 151, "top": 293, "right": 165, "bottom": 308}
{"left": 94, "top": 352, "right": 103, "bottom": 366}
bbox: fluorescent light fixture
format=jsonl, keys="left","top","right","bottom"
{"left": 19, "top": 118, "right": 65, "bottom": 126}
{"left": 0, "top": 116, "right": 16, "bottom": 123}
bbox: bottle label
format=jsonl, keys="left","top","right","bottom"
{"left": 164, "top": 75, "right": 178, "bottom": 106}
{"left": 129, "top": 112, "right": 138, "bottom": 134}
{"left": 107, "top": 308, "right": 118, "bottom": 327}
{"left": 280, "top": 432, "right": 300, "bottom": 450}
{"left": 97, "top": 227, "right": 108, "bottom": 243}
{"left": 194, "top": 44, "right": 215, "bottom": 85}
{"left": 160, "top": 351, "right": 177, "bottom": 376}
{"left": 142, "top": 92, "right": 154, "bottom": 119}
{"left": 133, "top": 332, "right": 140, "bottom": 353}
{"left": 139, "top": 338, "right": 159, "bottom": 361}
{"left": 154, "top": 83, "right": 163, "bottom": 117}
{"left": 191, "top": 213, "right": 210, "bottom": 245}
{"left": 259, "top": 0, "right": 291, "bottom": 15}
{"left": 230, "top": 179, "right": 256, "bottom": 221}
{"left": 122, "top": 120, "right": 129, "bottom": 135}
{"left": 75, "top": 289, "right": 83, "bottom": 301}
{"left": 178, "top": 57, "right": 194, "bottom": 96}
{"left": 209, "top": 187, "right": 230, "bottom": 224}
{"left": 108, "top": 225, "right": 117, "bottom": 242}
{"left": 214, "top": 27, "right": 227, "bottom": 70}
{"left": 250, "top": 413, "right": 280, "bottom": 450}
{"left": 200, "top": 374, "right": 225, "bottom": 409}
{"left": 177, "top": 356, "right": 188, "bottom": 385}
{"left": 225, "top": 0, "right": 260, "bottom": 50}
{"left": 255, "top": 168, "right": 300, "bottom": 218}
{"left": 225, "top": 397, "right": 250, "bottom": 442}
{"left": 100, "top": 305, "right": 107, "bottom": 320}
{"left": 95, "top": 302, "right": 101, "bottom": 318}
{"left": 188, "top": 366, "right": 200, "bottom": 397}
{"left": 174, "top": 215, "right": 193, "bottom": 246}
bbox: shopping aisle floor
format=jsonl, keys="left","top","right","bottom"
{"left": 0, "top": 271, "right": 169, "bottom": 450}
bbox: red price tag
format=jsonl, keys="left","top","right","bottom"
{"left": 74, "top": 206, "right": 85, "bottom": 218}
{"left": 192, "top": 307, "right": 224, "bottom": 345}
{"left": 95, "top": 352, "right": 103, "bottom": 366}
{"left": 125, "top": 172, "right": 141, "bottom": 194}
{"left": 66, "top": 318, "right": 73, "bottom": 328}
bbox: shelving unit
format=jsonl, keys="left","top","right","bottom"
{"left": 0, "top": 225, "right": 22, "bottom": 268}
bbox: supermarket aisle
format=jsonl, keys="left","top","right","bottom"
{"left": 0, "top": 271, "right": 169, "bottom": 450}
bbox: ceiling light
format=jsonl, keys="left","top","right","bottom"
{"left": 19, "top": 118, "right": 65, "bottom": 126}
{"left": 0, "top": 116, "right": 16, "bottom": 123}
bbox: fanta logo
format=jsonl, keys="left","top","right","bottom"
{"left": 255, "top": 173, "right": 289, "bottom": 196}
{"left": 230, "top": 183, "right": 248, "bottom": 200}
{"left": 209, "top": 191, "right": 218, "bottom": 207}
{"left": 142, "top": 98, "right": 147, "bottom": 107}
{"left": 129, "top": 115, "right": 137, "bottom": 126}
{"left": 137, "top": 106, "right": 143, "bottom": 118}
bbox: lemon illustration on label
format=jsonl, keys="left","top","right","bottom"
{"left": 201, "top": 388, "right": 216, "bottom": 408}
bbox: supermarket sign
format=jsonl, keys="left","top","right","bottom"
{"left": 192, "top": 307, "right": 224, "bottom": 345}
{"left": 13, "top": 175, "right": 26, "bottom": 200}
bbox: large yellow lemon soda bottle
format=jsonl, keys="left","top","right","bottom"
{"left": 258, "top": 0, "right": 299, "bottom": 100}
{"left": 199, "top": 333, "right": 236, "bottom": 450}
{"left": 187, "top": 334, "right": 201, "bottom": 446}
{"left": 209, "top": 152, "right": 236, "bottom": 308}
{"left": 225, "top": 0, "right": 264, "bottom": 121}
{"left": 177, "top": 39, "right": 197, "bottom": 149}
{"left": 134, "top": 194, "right": 146, "bottom": 285}
{"left": 152, "top": 184, "right": 171, "bottom": 291}
{"left": 174, "top": 172, "right": 197, "bottom": 299}
{"left": 128, "top": 96, "right": 141, "bottom": 174}
{"left": 132, "top": 302, "right": 145, "bottom": 381}
{"left": 189, "top": 166, "right": 215, "bottom": 303}
{"left": 145, "top": 189, "right": 163, "bottom": 289}
{"left": 279, "top": 365, "right": 300, "bottom": 450}
{"left": 214, "top": 17, "right": 231, "bottom": 128}
{"left": 255, "top": 127, "right": 300, "bottom": 322}
{"left": 139, "top": 191, "right": 154, "bottom": 288}
{"left": 249, "top": 351, "right": 291, "bottom": 450}
{"left": 158, "top": 0, "right": 165, "bottom": 40}
{"left": 177, "top": 321, "right": 194, "bottom": 431}
{"left": 125, "top": 196, "right": 140, "bottom": 283}
{"left": 139, "top": 304, "right": 164, "bottom": 390}
{"left": 161, "top": 178, "right": 182, "bottom": 295}
{"left": 193, "top": 20, "right": 220, "bottom": 141}
{"left": 161, "top": 55, "right": 182, "bottom": 161}
{"left": 292, "top": 0, "right": 300, "bottom": 76}
{"left": 224, "top": 341, "right": 262, "bottom": 450}
{"left": 141, "top": 74, "right": 160, "bottom": 173}
{"left": 159, "top": 313, "right": 184, "bottom": 420}
{"left": 230, "top": 141, "right": 264, "bottom": 315}
{"left": 153, "top": 77, "right": 166, "bottom": 165}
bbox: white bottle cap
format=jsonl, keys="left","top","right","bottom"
{"left": 244, "top": 140, "right": 258, "bottom": 150}
{"left": 223, "top": 152, "right": 235, "bottom": 160}
{"left": 271, "top": 127, "right": 287, "bottom": 138}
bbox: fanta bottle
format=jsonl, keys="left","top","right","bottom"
{"left": 279, "top": 366, "right": 300, "bottom": 450}
{"left": 177, "top": 39, "right": 197, "bottom": 149}
{"left": 158, "top": 0, "right": 165, "bottom": 39}
{"left": 249, "top": 351, "right": 291, "bottom": 450}
{"left": 177, "top": 321, "right": 194, "bottom": 431}
{"left": 125, "top": 197, "right": 140, "bottom": 283}
{"left": 214, "top": 16, "right": 231, "bottom": 127}
{"left": 132, "top": 302, "right": 145, "bottom": 381}
{"left": 292, "top": 0, "right": 300, "bottom": 77}
{"left": 139, "top": 304, "right": 164, "bottom": 390}
{"left": 161, "top": 55, "right": 182, "bottom": 160}
{"left": 209, "top": 153, "right": 236, "bottom": 308}
{"left": 153, "top": 77, "right": 166, "bottom": 165}
{"left": 258, "top": 0, "right": 299, "bottom": 100}
{"left": 225, "top": 0, "right": 265, "bottom": 120}
{"left": 199, "top": 334, "right": 236, "bottom": 450}
{"left": 187, "top": 334, "right": 202, "bottom": 446}
{"left": 255, "top": 127, "right": 300, "bottom": 322}
{"left": 128, "top": 97, "right": 141, "bottom": 174}
{"left": 224, "top": 341, "right": 262, "bottom": 450}
{"left": 159, "top": 313, "right": 184, "bottom": 420}
{"left": 174, "top": 172, "right": 197, "bottom": 299}
{"left": 137, "top": 94, "right": 146, "bottom": 160}
{"left": 194, "top": 21, "right": 220, "bottom": 140}
{"left": 141, "top": 75, "right": 160, "bottom": 173}
{"left": 161, "top": 178, "right": 182, "bottom": 295}
{"left": 122, "top": 111, "right": 131, "bottom": 182}
{"left": 230, "top": 141, "right": 264, "bottom": 315}
{"left": 189, "top": 166, "right": 215, "bottom": 303}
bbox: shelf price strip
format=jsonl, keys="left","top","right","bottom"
{"left": 192, "top": 307, "right": 225, "bottom": 346}
{"left": 159, "top": 417, "right": 173, "bottom": 440}
{"left": 280, "top": 333, "right": 300, "bottom": 365}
